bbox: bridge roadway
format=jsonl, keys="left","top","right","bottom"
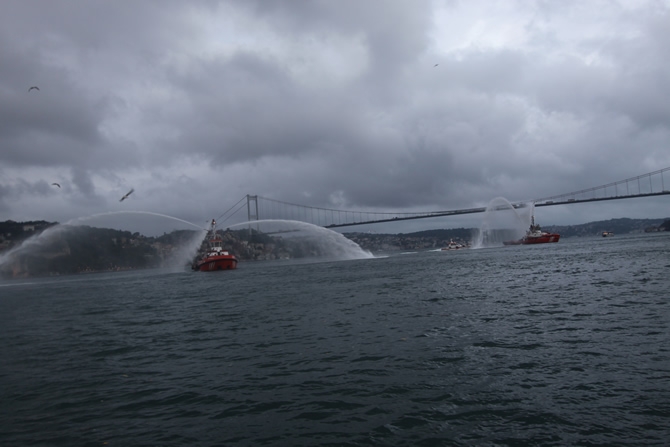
{"left": 323, "top": 191, "right": 670, "bottom": 229}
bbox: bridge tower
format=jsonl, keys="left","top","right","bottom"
{"left": 246, "top": 195, "right": 259, "bottom": 236}
{"left": 247, "top": 194, "right": 259, "bottom": 222}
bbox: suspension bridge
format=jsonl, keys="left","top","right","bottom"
{"left": 216, "top": 167, "right": 670, "bottom": 229}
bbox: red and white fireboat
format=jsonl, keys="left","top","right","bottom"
{"left": 192, "top": 219, "right": 238, "bottom": 271}
{"left": 503, "top": 216, "right": 560, "bottom": 246}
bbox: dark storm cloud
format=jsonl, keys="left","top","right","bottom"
{"left": 0, "top": 178, "right": 52, "bottom": 198}
{"left": 1, "top": 0, "right": 669, "bottom": 229}
{"left": 70, "top": 167, "right": 98, "bottom": 197}
{"left": 160, "top": 52, "right": 352, "bottom": 163}
{"left": 0, "top": 42, "right": 104, "bottom": 167}
{"left": 147, "top": 0, "right": 434, "bottom": 168}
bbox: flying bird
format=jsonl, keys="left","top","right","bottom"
{"left": 28, "top": 86, "right": 40, "bottom": 92}
{"left": 434, "top": 64, "right": 439, "bottom": 67}
{"left": 51, "top": 183, "right": 61, "bottom": 188}
{"left": 119, "top": 188, "right": 134, "bottom": 202}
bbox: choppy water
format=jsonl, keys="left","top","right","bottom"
{"left": 1, "top": 232, "right": 669, "bottom": 446}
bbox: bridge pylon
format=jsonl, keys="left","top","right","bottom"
{"left": 246, "top": 195, "right": 259, "bottom": 236}
{"left": 247, "top": 195, "right": 259, "bottom": 222}
{"left": 242, "top": 166, "right": 670, "bottom": 229}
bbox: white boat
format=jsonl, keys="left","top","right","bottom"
{"left": 441, "top": 239, "right": 467, "bottom": 250}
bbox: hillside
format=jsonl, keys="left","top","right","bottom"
{"left": 344, "top": 217, "right": 669, "bottom": 251}
{"left": 542, "top": 217, "right": 668, "bottom": 238}
{"left": 1, "top": 217, "right": 668, "bottom": 278}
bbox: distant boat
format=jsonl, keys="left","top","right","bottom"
{"left": 192, "top": 219, "right": 238, "bottom": 271}
{"left": 441, "top": 239, "right": 467, "bottom": 250}
{"left": 503, "top": 216, "right": 560, "bottom": 245}
{"left": 602, "top": 231, "right": 614, "bottom": 237}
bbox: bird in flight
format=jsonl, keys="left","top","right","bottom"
{"left": 119, "top": 188, "right": 135, "bottom": 202}
{"left": 28, "top": 86, "right": 40, "bottom": 92}
{"left": 51, "top": 183, "right": 61, "bottom": 188}
{"left": 434, "top": 64, "right": 439, "bottom": 67}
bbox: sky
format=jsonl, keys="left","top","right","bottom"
{"left": 2, "top": 0, "right": 670, "bottom": 235}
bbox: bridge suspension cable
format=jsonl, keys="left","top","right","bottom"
{"left": 222, "top": 166, "right": 670, "bottom": 229}
{"left": 253, "top": 196, "right": 443, "bottom": 227}
{"left": 215, "top": 196, "right": 247, "bottom": 227}
{"left": 534, "top": 166, "right": 669, "bottom": 203}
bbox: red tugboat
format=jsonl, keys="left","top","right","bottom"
{"left": 503, "top": 216, "right": 560, "bottom": 246}
{"left": 192, "top": 219, "right": 238, "bottom": 271}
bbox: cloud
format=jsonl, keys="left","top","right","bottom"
{"left": 1, "top": 0, "right": 669, "bottom": 233}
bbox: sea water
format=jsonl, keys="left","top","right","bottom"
{"left": 1, "top": 232, "right": 669, "bottom": 446}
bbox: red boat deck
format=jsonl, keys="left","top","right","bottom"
{"left": 195, "top": 254, "right": 238, "bottom": 271}
{"left": 502, "top": 216, "right": 560, "bottom": 246}
{"left": 192, "top": 219, "right": 238, "bottom": 271}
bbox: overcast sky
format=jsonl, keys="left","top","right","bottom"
{"left": 2, "top": 0, "right": 669, "bottom": 234}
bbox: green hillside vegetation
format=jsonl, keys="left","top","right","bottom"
{"left": 542, "top": 217, "right": 668, "bottom": 237}
{"left": 1, "top": 217, "right": 668, "bottom": 278}
{"left": 344, "top": 218, "right": 669, "bottom": 251}
{"left": 1, "top": 225, "right": 162, "bottom": 278}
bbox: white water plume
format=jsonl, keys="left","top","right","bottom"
{"left": 164, "top": 230, "right": 208, "bottom": 272}
{"left": 0, "top": 211, "right": 207, "bottom": 276}
{"left": 227, "top": 219, "right": 374, "bottom": 262}
{"left": 0, "top": 223, "right": 71, "bottom": 269}
{"left": 67, "top": 211, "right": 209, "bottom": 270}
{"left": 471, "top": 198, "right": 534, "bottom": 248}
{"left": 66, "top": 211, "right": 206, "bottom": 234}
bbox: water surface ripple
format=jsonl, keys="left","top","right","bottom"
{"left": 1, "top": 233, "right": 669, "bottom": 446}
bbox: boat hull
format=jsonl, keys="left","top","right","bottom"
{"left": 441, "top": 245, "right": 467, "bottom": 250}
{"left": 503, "top": 234, "right": 560, "bottom": 245}
{"left": 194, "top": 255, "right": 238, "bottom": 271}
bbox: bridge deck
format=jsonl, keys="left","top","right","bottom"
{"left": 324, "top": 191, "right": 670, "bottom": 228}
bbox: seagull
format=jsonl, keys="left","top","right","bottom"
{"left": 28, "top": 86, "right": 40, "bottom": 92}
{"left": 51, "top": 182, "right": 61, "bottom": 188}
{"left": 119, "top": 188, "right": 134, "bottom": 202}
{"left": 434, "top": 64, "right": 439, "bottom": 67}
